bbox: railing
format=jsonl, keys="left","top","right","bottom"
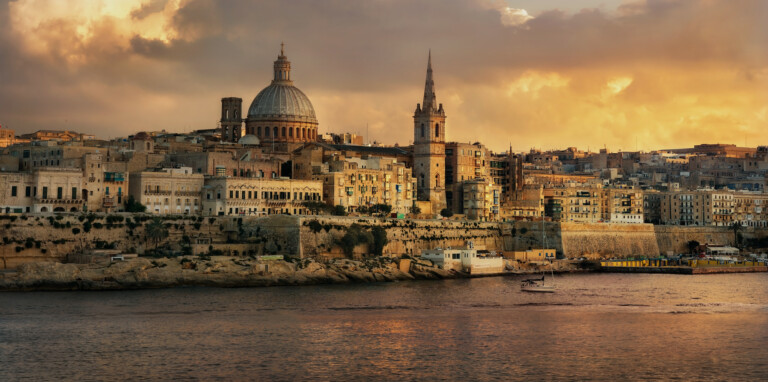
{"left": 145, "top": 190, "right": 171, "bottom": 196}
{"left": 36, "top": 198, "right": 84, "bottom": 204}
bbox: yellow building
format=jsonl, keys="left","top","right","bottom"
{"left": 0, "top": 169, "right": 85, "bottom": 213}
{"left": 314, "top": 158, "right": 416, "bottom": 215}
{"left": 462, "top": 178, "right": 501, "bottom": 221}
{"left": 602, "top": 187, "right": 644, "bottom": 224}
{"left": 561, "top": 186, "right": 602, "bottom": 223}
{"left": 733, "top": 192, "right": 768, "bottom": 228}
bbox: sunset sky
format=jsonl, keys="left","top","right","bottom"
{"left": 0, "top": 0, "right": 766, "bottom": 152}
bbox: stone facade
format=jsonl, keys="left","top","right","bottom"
{"left": 462, "top": 178, "right": 501, "bottom": 221}
{"left": 201, "top": 177, "right": 322, "bottom": 216}
{"left": 413, "top": 52, "right": 446, "bottom": 213}
{"left": 129, "top": 167, "right": 204, "bottom": 215}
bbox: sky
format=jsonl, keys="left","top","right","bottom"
{"left": 0, "top": 0, "right": 766, "bottom": 152}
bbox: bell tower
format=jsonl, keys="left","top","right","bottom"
{"left": 221, "top": 97, "right": 243, "bottom": 142}
{"left": 413, "top": 51, "right": 446, "bottom": 212}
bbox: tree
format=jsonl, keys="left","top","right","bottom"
{"left": 440, "top": 208, "right": 453, "bottom": 218}
{"left": 371, "top": 204, "right": 392, "bottom": 216}
{"left": 338, "top": 224, "right": 373, "bottom": 257}
{"left": 410, "top": 205, "right": 421, "bottom": 215}
{"left": 145, "top": 218, "right": 169, "bottom": 250}
{"left": 125, "top": 195, "right": 147, "bottom": 213}
{"left": 730, "top": 222, "right": 743, "bottom": 248}
{"left": 302, "top": 201, "right": 328, "bottom": 215}
{"left": 687, "top": 240, "right": 700, "bottom": 254}
{"left": 370, "top": 226, "right": 389, "bottom": 256}
{"left": 332, "top": 205, "right": 347, "bottom": 216}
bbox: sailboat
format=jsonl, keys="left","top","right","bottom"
{"left": 521, "top": 219, "right": 556, "bottom": 293}
{"left": 521, "top": 259, "right": 555, "bottom": 293}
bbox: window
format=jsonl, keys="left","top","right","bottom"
{"left": 282, "top": 127, "right": 286, "bottom": 137}
{"left": 11, "top": 186, "right": 17, "bottom": 197}
{"left": 257, "top": 126, "right": 262, "bottom": 136}
{"left": 273, "top": 127, "right": 278, "bottom": 137}
{"left": 435, "top": 123, "right": 440, "bottom": 137}
{"left": 72, "top": 187, "right": 77, "bottom": 199}
{"left": 25, "top": 186, "right": 31, "bottom": 197}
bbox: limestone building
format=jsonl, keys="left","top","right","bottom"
{"left": 202, "top": 177, "right": 322, "bottom": 216}
{"left": 413, "top": 52, "right": 446, "bottom": 212}
{"left": 0, "top": 169, "right": 85, "bottom": 213}
{"left": 129, "top": 167, "right": 204, "bottom": 215}
{"left": 462, "top": 178, "right": 501, "bottom": 221}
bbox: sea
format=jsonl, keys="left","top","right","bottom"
{"left": 1, "top": 273, "right": 767, "bottom": 381}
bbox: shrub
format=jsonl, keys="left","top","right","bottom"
{"left": 307, "top": 220, "right": 323, "bottom": 233}
{"left": 440, "top": 209, "right": 453, "bottom": 218}
{"left": 72, "top": 228, "right": 81, "bottom": 235}
{"left": 83, "top": 221, "right": 92, "bottom": 233}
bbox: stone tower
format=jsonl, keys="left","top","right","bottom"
{"left": 413, "top": 51, "right": 447, "bottom": 212}
{"left": 221, "top": 97, "right": 243, "bottom": 142}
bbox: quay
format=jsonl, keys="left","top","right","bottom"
{"left": 600, "top": 259, "right": 768, "bottom": 274}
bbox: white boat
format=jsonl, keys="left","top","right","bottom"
{"left": 521, "top": 258, "right": 556, "bottom": 293}
{"left": 521, "top": 275, "right": 555, "bottom": 293}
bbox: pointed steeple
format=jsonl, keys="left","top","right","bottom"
{"left": 422, "top": 50, "right": 437, "bottom": 112}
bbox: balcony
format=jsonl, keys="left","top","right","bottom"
{"left": 145, "top": 190, "right": 171, "bottom": 196}
{"left": 103, "top": 197, "right": 115, "bottom": 207}
{"left": 36, "top": 198, "right": 84, "bottom": 204}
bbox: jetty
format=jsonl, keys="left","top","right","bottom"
{"left": 599, "top": 258, "right": 768, "bottom": 274}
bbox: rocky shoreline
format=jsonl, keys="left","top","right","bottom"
{"left": 0, "top": 256, "right": 459, "bottom": 291}
{"left": 0, "top": 256, "right": 590, "bottom": 292}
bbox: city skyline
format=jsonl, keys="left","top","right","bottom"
{"left": 0, "top": 0, "right": 766, "bottom": 152}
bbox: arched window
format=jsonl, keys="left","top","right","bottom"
{"left": 273, "top": 127, "right": 278, "bottom": 137}
{"left": 146, "top": 142, "right": 150, "bottom": 150}
{"left": 421, "top": 123, "right": 425, "bottom": 138}
{"left": 289, "top": 127, "right": 293, "bottom": 137}
{"left": 282, "top": 127, "right": 286, "bottom": 137}
{"left": 435, "top": 173, "right": 441, "bottom": 187}
{"left": 257, "top": 126, "right": 262, "bottom": 136}
{"left": 435, "top": 123, "right": 440, "bottom": 138}
{"left": 264, "top": 127, "right": 269, "bottom": 137}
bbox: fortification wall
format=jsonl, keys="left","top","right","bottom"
{"left": 294, "top": 217, "right": 503, "bottom": 259}
{"left": 501, "top": 221, "right": 659, "bottom": 259}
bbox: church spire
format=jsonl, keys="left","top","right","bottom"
{"left": 422, "top": 50, "right": 437, "bottom": 112}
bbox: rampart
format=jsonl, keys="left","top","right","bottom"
{"left": 1, "top": 213, "right": 766, "bottom": 269}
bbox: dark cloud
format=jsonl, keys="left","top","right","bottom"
{"left": 0, "top": 0, "right": 766, "bottom": 150}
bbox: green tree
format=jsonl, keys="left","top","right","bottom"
{"left": 145, "top": 217, "right": 169, "bottom": 250}
{"left": 440, "top": 208, "right": 454, "bottom": 218}
{"left": 371, "top": 204, "right": 392, "bottom": 216}
{"left": 370, "top": 226, "right": 389, "bottom": 256}
{"left": 302, "top": 201, "right": 328, "bottom": 215}
{"left": 730, "top": 222, "right": 743, "bottom": 248}
{"left": 332, "top": 205, "right": 347, "bottom": 216}
{"left": 687, "top": 240, "right": 700, "bottom": 254}
{"left": 125, "top": 195, "right": 147, "bottom": 213}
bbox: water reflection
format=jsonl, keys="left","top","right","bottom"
{"left": 1, "top": 273, "right": 767, "bottom": 380}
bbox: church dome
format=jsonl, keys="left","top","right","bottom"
{"left": 247, "top": 84, "right": 317, "bottom": 123}
{"left": 238, "top": 134, "right": 261, "bottom": 145}
{"left": 247, "top": 45, "right": 317, "bottom": 124}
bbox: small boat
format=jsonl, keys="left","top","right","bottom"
{"left": 521, "top": 259, "right": 556, "bottom": 293}
{"left": 521, "top": 275, "right": 555, "bottom": 293}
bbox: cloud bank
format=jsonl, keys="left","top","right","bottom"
{"left": 0, "top": 0, "right": 766, "bottom": 151}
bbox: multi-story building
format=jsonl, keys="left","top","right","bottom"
{"left": 602, "top": 187, "right": 644, "bottom": 223}
{"left": 202, "top": 177, "right": 322, "bottom": 216}
{"left": 500, "top": 185, "right": 544, "bottom": 221}
{"left": 314, "top": 158, "right": 416, "bottom": 215}
{"left": 462, "top": 178, "right": 501, "bottom": 221}
{"left": 733, "top": 192, "right": 768, "bottom": 228}
{"left": 561, "top": 186, "right": 602, "bottom": 223}
{"left": 129, "top": 167, "right": 204, "bottom": 215}
{"left": 0, "top": 169, "right": 85, "bottom": 213}
{"left": 445, "top": 142, "right": 490, "bottom": 212}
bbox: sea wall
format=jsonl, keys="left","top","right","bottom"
{"left": 501, "top": 221, "right": 659, "bottom": 258}
{"left": 293, "top": 216, "right": 503, "bottom": 259}
{"left": 2, "top": 213, "right": 768, "bottom": 269}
